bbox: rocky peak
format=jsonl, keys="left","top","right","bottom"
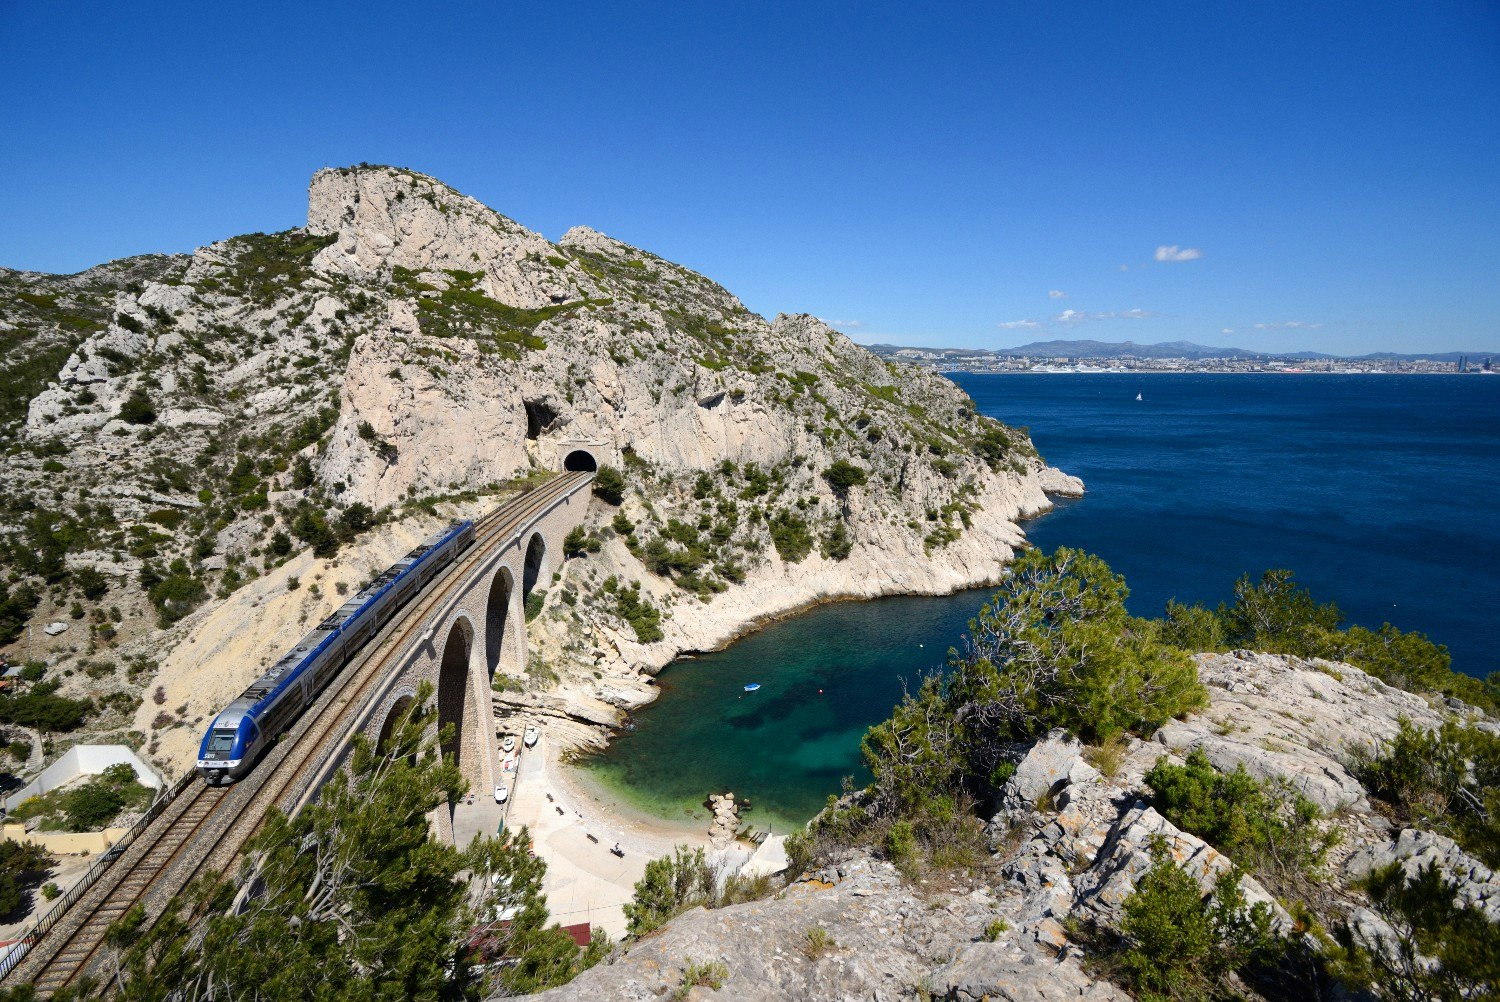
{"left": 306, "top": 165, "right": 573, "bottom": 309}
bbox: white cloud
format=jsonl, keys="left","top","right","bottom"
{"left": 1254, "top": 321, "right": 1323, "bottom": 330}
{"left": 1119, "top": 264, "right": 1129, "bottom": 272}
{"left": 1221, "top": 328, "right": 1234, "bottom": 335}
{"left": 819, "top": 318, "right": 864, "bottom": 330}
{"left": 1154, "top": 245, "right": 1202, "bottom": 262}
{"left": 998, "top": 319, "right": 1041, "bottom": 329}
{"left": 1048, "top": 289, "right": 1067, "bottom": 299}
{"left": 1053, "top": 308, "right": 1159, "bottom": 325}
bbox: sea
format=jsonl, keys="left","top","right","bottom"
{"left": 580, "top": 374, "right": 1500, "bottom": 833}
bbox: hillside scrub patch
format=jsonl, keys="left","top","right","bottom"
{"left": 1352, "top": 718, "right": 1500, "bottom": 869}
{"left": 1145, "top": 749, "right": 1335, "bottom": 899}
{"left": 1210, "top": 569, "right": 1496, "bottom": 713}
{"left": 624, "top": 845, "right": 712, "bottom": 937}
{"left": 592, "top": 465, "right": 625, "bottom": 505}
{"left": 117, "top": 388, "right": 157, "bottom": 425}
{"left": 1101, "top": 837, "right": 1283, "bottom": 1002}
{"left": 604, "top": 578, "right": 664, "bottom": 643}
{"left": 11, "top": 763, "right": 152, "bottom": 831}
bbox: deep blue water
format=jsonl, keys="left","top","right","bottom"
{"left": 962, "top": 373, "right": 1500, "bottom": 678}
{"left": 584, "top": 374, "right": 1500, "bottom": 828}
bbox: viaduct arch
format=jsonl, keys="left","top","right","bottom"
{"left": 326, "top": 471, "right": 594, "bottom": 845}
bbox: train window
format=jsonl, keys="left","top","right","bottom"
{"left": 208, "top": 730, "right": 235, "bottom": 754}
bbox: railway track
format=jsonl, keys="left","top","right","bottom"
{"left": 7, "top": 472, "right": 591, "bottom": 995}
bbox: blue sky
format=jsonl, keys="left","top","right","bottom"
{"left": 3, "top": 2, "right": 1497, "bottom": 354}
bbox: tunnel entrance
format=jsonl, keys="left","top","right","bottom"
{"left": 484, "top": 567, "right": 514, "bottom": 677}
{"left": 562, "top": 449, "right": 597, "bottom": 472}
{"left": 522, "top": 533, "right": 546, "bottom": 600}
{"left": 436, "top": 618, "right": 476, "bottom": 779}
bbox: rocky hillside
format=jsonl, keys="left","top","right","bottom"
{"left": 525, "top": 652, "right": 1500, "bottom": 1000}
{"left": 0, "top": 165, "right": 1078, "bottom": 775}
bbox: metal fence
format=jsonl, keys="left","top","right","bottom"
{"left": 0, "top": 769, "right": 195, "bottom": 982}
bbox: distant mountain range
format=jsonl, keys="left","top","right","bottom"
{"left": 864, "top": 339, "right": 1497, "bottom": 364}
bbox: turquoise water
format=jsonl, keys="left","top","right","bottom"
{"left": 582, "top": 374, "right": 1500, "bottom": 827}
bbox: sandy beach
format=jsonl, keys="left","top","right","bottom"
{"left": 484, "top": 731, "right": 727, "bottom": 940}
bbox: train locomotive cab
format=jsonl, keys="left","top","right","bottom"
{"left": 196, "top": 701, "right": 260, "bottom": 785}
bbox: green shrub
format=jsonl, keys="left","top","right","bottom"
{"left": 0, "top": 582, "right": 40, "bottom": 646}
{"left": 1159, "top": 600, "right": 1224, "bottom": 653}
{"left": 592, "top": 466, "right": 625, "bottom": 505}
{"left": 883, "top": 819, "right": 916, "bottom": 868}
{"left": 674, "top": 958, "right": 728, "bottom": 997}
{"left": 822, "top": 460, "right": 867, "bottom": 499}
{"left": 1328, "top": 862, "right": 1500, "bottom": 1001}
{"left": 73, "top": 566, "right": 109, "bottom": 601}
{"left": 1115, "top": 838, "right": 1282, "bottom": 1002}
{"left": 624, "top": 846, "right": 711, "bottom": 937}
{"left": 768, "top": 509, "right": 813, "bottom": 563}
{"left": 1145, "top": 749, "right": 1334, "bottom": 897}
{"left": 1353, "top": 719, "right": 1500, "bottom": 868}
{"left": 117, "top": 388, "right": 157, "bottom": 425}
{"left": 0, "top": 838, "right": 53, "bottom": 917}
{"left": 819, "top": 521, "right": 853, "bottom": 561}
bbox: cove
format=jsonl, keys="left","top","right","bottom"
{"left": 582, "top": 373, "right": 1500, "bottom": 828}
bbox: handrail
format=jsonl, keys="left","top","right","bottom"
{"left": 281, "top": 473, "right": 590, "bottom": 818}
{"left": 0, "top": 769, "right": 196, "bottom": 981}
{"left": 0, "top": 474, "right": 587, "bottom": 984}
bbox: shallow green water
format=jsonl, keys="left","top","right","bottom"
{"left": 582, "top": 373, "right": 1500, "bottom": 829}
{"left": 579, "top": 588, "right": 997, "bottom": 833}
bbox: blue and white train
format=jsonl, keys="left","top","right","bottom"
{"left": 196, "top": 519, "right": 476, "bottom": 785}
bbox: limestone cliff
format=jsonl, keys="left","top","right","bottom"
{"left": 0, "top": 164, "right": 1078, "bottom": 775}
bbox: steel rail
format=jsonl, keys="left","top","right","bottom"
{"left": 5, "top": 472, "right": 591, "bottom": 994}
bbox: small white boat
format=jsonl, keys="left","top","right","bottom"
{"left": 494, "top": 784, "right": 510, "bottom": 804}
{"left": 501, "top": 735, "right": 516, "bottom": 753}
{"left": 743, "top": 683, "right": 761, "bottom": 692}
{"left": 1135, "top": 392, "right": 1143, "bottom": 401}
{"left": 523, "top": 726, "right": 539, "bottom": 748}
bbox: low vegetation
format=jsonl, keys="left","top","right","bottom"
{"left": 1352, "top": 718, "right": 1500, "bottom": 869}
{"left": 107, "top": 684, "right": 605, "bottom": 998}
{"left": 0, "top": 838, "right": 54, "bottom": 918}
{"left": 10, "top": 763, "right": 153, "bottom": 831}
{"left": 1164, "top": 568, "right": 1499, "bottom": 713}
{"left": 1144, "top": 749, "right": 1335, "bottom": 900}
{"left": 1083, "top": 838, "right": 1283, "bottom": 1002}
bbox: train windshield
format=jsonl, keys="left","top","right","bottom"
{"left": 207, "top": 730, "right": 235, "bottom": 754}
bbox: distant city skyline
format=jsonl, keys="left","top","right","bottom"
{"left": 2, "top": 2, "right": 1497, "bottom": 355}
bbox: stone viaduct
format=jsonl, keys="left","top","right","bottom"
{"left": 294, "top": 442, "right": 609, "bottom": 842}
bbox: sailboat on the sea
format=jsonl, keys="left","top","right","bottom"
{"left": 1135, "top": 392, "right": 1143, "bottom": 401}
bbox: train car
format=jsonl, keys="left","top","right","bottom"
{"left": 196, "top": 518, "right": 476, "bottom": 785}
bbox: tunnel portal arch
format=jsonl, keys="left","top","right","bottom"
{"left": 562, "top": 449, "right": 598, "bottom": 472}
